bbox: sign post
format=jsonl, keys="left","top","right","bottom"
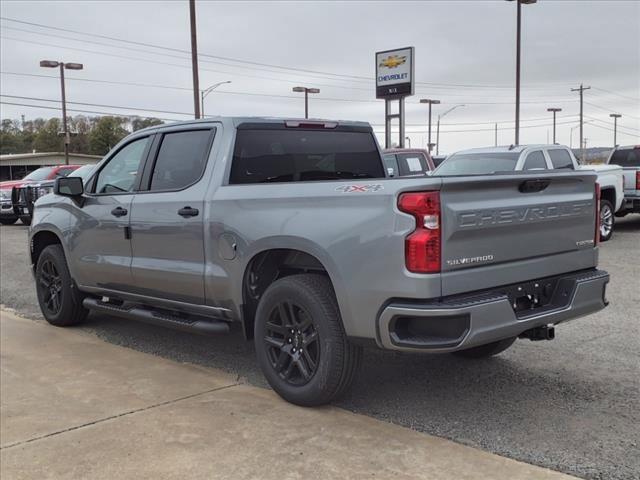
{"left": 376, "top": 47, "right": 414, "bottom": 148}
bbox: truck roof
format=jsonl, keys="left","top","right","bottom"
{"left": 452, "top": 144, "right": 568, "bottom": 155}
{"left": 134, "top": 117, "right": 372, "bottom": 134}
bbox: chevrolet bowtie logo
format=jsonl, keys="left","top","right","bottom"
{"left": 379, "top": 55, "right": 407, "bottom": 69}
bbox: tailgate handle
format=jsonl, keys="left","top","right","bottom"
{"left": 519, "top": 179, "right": 550, "bottom": 193}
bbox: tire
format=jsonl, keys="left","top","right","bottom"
{"left": 254, "top": 274, "right": 362, "bottom": 407}
{"left": 452, "top": 337, "right": 516, "bottom": 359}
{"left": 19, "top": 215, "right": 32, "bottom": 226}
{"left": 35, "top": 244, "right": 87, "bottom": 327}
{"left": 599, "top": 199, "right": 614, "bottom": 242}
{"left": 0, "top": 217, "right": 18, "bottom": 225}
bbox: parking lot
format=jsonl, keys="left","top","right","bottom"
{"left": 1, "top": 218, "right": 639, "bottom": 480}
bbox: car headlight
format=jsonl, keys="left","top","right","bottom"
{"left": 34, "top": 185, "right": 53, "bottom": 199}
{"left": 0, "top": 189, "right": 11, "bottom": 201}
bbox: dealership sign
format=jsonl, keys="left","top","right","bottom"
{"left": 375, "top": 47, "right": 414, "bottom": 99}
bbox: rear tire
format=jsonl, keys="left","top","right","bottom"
{"left": 452, "top": 337, "right": 516, "bottom": 359}
{"left": 254, "top": 274, "right": 362, "bottom": 407}
{"left": 35, "top": 244, "right": 87, "bottom": 326}
{"left": 599, "top": 199, "right": 614, "bottom": 242}
{"left": 0, "top": 217, "right": 18, "bottom": 225}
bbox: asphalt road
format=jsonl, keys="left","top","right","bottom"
{"left": 1, "top": 217, "right": 639, "bottom": 480}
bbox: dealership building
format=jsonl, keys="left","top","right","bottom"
{"left": 0, "top": 152, "right": 102, "bottom": 181}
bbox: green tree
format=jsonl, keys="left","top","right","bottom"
{"left": 89, "top": 116, "right": 128, "bottom": 155}
{"left": 131, "top": 116, "right": 163, "bottom": 132}
{"left": 69, "top": 115, "right": 92, "bottom": 154}
{"left": 33, "top": 118, "right": 64, "bottom": 152}
{"left": 0, "top": 119, "right": 23, "bottom": 154}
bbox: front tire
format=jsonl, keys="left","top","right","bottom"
{"left": 35, "top": 244, "right": 87, "bottom": 326}
{"left": 0, "top": 217, "right": 18, "bottom": 225}
{"left": 254, "top": 274, "right": 362, "bottom": 407}
{"left": 19, "top": 215, "right": 32, "bottom": 226}
{"left": 452, "top": 337, "right": 516, "bottom": 359}
{"left": 599, "top": 199, "right": 614, "bottom": 242}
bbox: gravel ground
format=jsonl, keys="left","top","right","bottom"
{"left": 1, "top": 217, "right": 639, "bottom": 480}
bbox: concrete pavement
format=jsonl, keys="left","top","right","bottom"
{"left": 0, "top": 309, "right": 576, "bottom": 480}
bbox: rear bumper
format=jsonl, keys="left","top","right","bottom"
{"left": 376, "top": 268, "right": 609, "bottom": 352}
{"left": 621, "top": 191, "right": 640, "bottom": 213}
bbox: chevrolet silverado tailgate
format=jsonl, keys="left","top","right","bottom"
{"left": 439, "top": 171, "right": 598, "bottom": 296}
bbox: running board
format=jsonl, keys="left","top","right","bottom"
{"left": 82, "top": 298, "right": 230, "bottom": 335}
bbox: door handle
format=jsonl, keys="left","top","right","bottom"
{"left": 178, "top": 206, "right": 199, "bottom": 218}
{"left": 111, "top": 206, "right": 128, "bottom": 217}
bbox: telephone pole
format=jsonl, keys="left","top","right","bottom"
{"left": 189, "top": 0, "right": 201, "bottom": 119}
{"left": 571, "top": 83, "right": 590, "bottom": 162}
{"left": 419, "top": 98, "right": 440, "bottom": 153}
{"left": 609, "top": 113, "right": 621, "bottom": 147}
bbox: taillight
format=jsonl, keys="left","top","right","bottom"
{"left": 636, "top": 171, "right": 640, "bottom": 190}
{"left": 595, "top": 182, "right": 601, "bottom": 245}
{"left": 398, "top": 191, "right": 441, "bottom": 273}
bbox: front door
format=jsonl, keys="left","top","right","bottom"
{"left": 69, "top": 135, "right": 151, "bottom": 291}
{"left": 129, "top": 127, "right": 216, "bottom": 305}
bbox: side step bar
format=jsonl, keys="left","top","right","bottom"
{"left": 82, "top": 298, "right": 230, "bottom": 335}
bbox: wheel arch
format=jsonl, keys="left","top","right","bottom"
{"left": 30, "top": 228, "right": 64, "bottom": 272}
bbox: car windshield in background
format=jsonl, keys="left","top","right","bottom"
{"left": 230, "top": 128, "right": 384, "bottom": 184}
{"left": 434, "top": 152, "right": 520, "bottom": 176}
{"left": 610, "top": 148, "right": 640, "bottom": 167}
{"left": 69, "top": 165, "right": 95, "bottom": 180}
{"left": 23, "top": 167, "right": 55, "bottom": 181}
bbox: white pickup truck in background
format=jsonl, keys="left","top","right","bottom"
{"left": 607, "top": 145, "right": 640, "bottom": 218}
{"left": 434, "top": 144, "right": 624, "bottom": 241}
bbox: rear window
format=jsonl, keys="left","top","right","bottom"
{"left": 433, "top": 152, "right": 520, "bottom": 176}
{"left": 610, "top": 148, "right": 640, "bottom": 167}
{"left": 230, "top": 128, "right": 384, "bottom": 184}
{"left": 396, "top": 153, "right": 428, "bottom": 176}
{"left": 548, "top": 149, "right": 574, "bottom": 169}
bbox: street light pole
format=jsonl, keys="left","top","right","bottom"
{"left": 435, "top": 104, "right": 465, "bottom": 155}
{"left": 40, "top": 60, "right": 83, "bottom": 165}
{"left": 189, "top": 0, "right": 201, "bottom": 119}
{"left": 419, "top": 99, "right": 440, "bottom": 153}
{"left": 609, "top": 113, "right": 621, "bottom": 147}
{"left": 547, "top": 107, "right": 562, "bottom": 144}
{"left": 507, "top": 0, "right": 537, "bottom": 145}
{"left": 201, "top": 81, "right": 231, "bottom": 117}
{"left": 292, "top": 87, "right": 320, "bottom": 119}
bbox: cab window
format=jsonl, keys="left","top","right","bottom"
{"left": 523, "top": 151, "right": 547, "bottom": 170}
{"left": 94, "top": 137, "right": 149, "bottom": 194}
{"left": 548, "top": 149, "right": 574, "bottom": 170}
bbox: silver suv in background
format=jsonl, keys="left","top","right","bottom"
{"left": 434, "top": 144, "right": 624, "bottom": 241}
{"left": 29, "top": 118, "right": 609, "bottom": 406}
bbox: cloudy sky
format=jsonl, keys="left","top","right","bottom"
{"left": 1, "top": 0, "right": 638, "bottom": 153}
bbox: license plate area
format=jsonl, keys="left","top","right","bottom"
{"left": 504, "top": 278, "right": 559, "bottom": 314}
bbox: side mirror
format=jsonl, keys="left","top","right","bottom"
{"left": 54, "top": 177, "right": 84, "bottom": 197}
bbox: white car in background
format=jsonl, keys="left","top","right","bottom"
{"left": 434, "top": 145, "right": 624, "bottom": 241}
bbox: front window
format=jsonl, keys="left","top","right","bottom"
{"left": 94, "top": 137, "right": 149, "bottom": 194}
{"left": 23, "top": 167, "right": 55, "bottom": 182}
{"left": 433, "top": 152, "right": 520, "bottom": 176}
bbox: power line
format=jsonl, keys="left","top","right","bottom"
{"left": 0, "top": 15, "right": 573, "bottom": 91}
{"left": 584, "top": 101, "right": 640, "bottom": 121}
{"left": 591, "top": 86, "right": 640, "bottom": 103}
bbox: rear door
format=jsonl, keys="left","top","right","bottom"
{"left": 439, "top": 172, "right": 598, "bottom": 296}
{"left": 129, "top": 126, "right": 216, "bottom": 304}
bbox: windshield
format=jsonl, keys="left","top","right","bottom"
{"left": 610, "top": 148, "right": 639, "bottom": 167}
{"left": 69, "top": 165, "right": 95, "bottom": 179}
{"left": 434, "top": 152, "right": 520, "bottom": 176}
{"left": 22, "top": 167, "right": 55, "bottom": 181}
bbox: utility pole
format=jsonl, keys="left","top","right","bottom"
{"left": 571, "top": 83, "right": 590, "bottom": 162}
{"left": 189, "top": 0, "right": 201, "bottom": 119}
{"left": 547, "top": 107, "right": 562, "bottom": 144}
{"left": 495, "top": 123, "right": 498, "bottom": 146}
{"left": 40, "top": 60, "right": 83, "bottom": 165}
{"left": 609, "top": 113, "right": 621, "bottom": 147}
{"left": 419, "top": 98, "right": 440, "bottom": 153}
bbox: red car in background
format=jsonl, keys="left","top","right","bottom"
{"left": 382, "top": 148, "right": 435, "bottom": 177}
{"left": 0, "top": 165, "right": 82, "bottom": 225}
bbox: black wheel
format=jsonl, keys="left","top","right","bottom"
{"left": 0, "top": 217, "right": 18, "bottom": 225}
{"left": 35, "top": 244, "right": 87, "bottom": 326}
{"left": 19, "top": 215, "right": 32, "bottom": 226}
{"left": 452, "top": 337, "right": 516, "bottom": 359}
{"left": 254, "top": 274, "right": 362, "bottom": 407}
{"left": 599, "top": 199, "right": 614, "bottom": 242}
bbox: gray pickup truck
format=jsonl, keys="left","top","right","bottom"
{"left": 29, "top": 117, "right": 609, "bottom": 406}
